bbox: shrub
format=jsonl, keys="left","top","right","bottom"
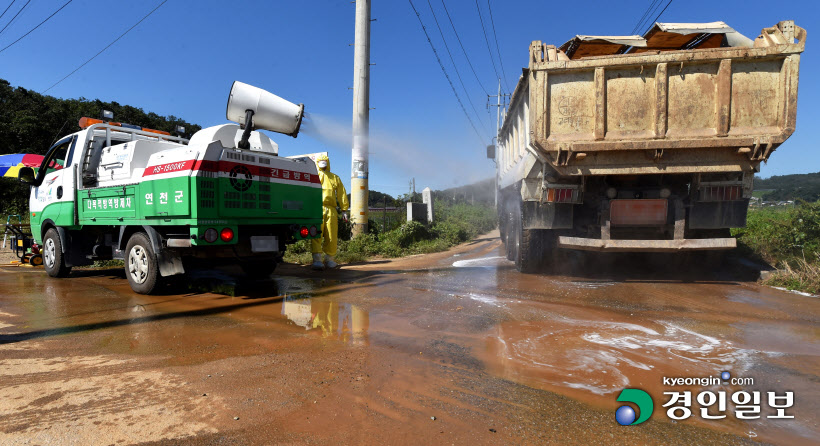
{"left": 734, "top": 201, "right": 820, "bottom": 264}
{"left": 431, "top": 221, "right": 469, "bottom": 245}
{"left": 284, "top": 202, "right": 497, "bottom": 264}
{"left": 734, "top": 201, "right": 820, "bottom": 294}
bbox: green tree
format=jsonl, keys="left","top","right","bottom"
{"left": 0, "top": 78, "right": 201, "bottom": 214}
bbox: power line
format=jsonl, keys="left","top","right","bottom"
{"left": 0, "top": 0, "right": 18, "bottom": 23}
{"left": 408, "top": 0, "right": 486, "bottom": 145}
{"left": 631, "top": 0, "right": 663, "bottom": 35}
{"left": 0, "top": 0, "right": 30, "bottom": 37}
{"left": 473, "top": 0, "right": 502, "bottom": 92}
{"left": 426, "top": 0, "right": 491, "bottom": 134}
{"left": 644, "top": 0, "right": 673, "bottom": 35}
{"left": 44, "top": 0, "right": 168, "bottom": 93}
{"left": 0, "top": 0, "right": 73, "bottom": 55}
{"left": 486, "top": 0, "right": 511, "bottom": 93}
{"left": 439, "top": 0, "right": 488, "bottom": 96}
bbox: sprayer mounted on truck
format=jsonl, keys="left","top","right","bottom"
{"left": 18, "top": 82, "right": 323, "bottom": 293}
{"left": 490, "top": 20, "right": 806, "bottom": 272}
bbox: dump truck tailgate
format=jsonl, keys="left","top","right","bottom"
{"left": 497, "top": 21, "right": 805, "bottom": 179}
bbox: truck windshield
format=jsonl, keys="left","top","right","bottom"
{"left": 35, "top": 137, "right": 74, "bottom": 184}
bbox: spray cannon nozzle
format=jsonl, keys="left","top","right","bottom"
{"left": 226, "top": 81, "right": 305, "bottom": 139}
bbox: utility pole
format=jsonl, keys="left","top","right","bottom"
{"left": 351, "top": 0, "right": 371, "bottom": 237}
{"left": 487, "top": 79, "right": 511, "bottom": 138}
{"left": 487, "top": 79, "right": 510, "bottom": 209}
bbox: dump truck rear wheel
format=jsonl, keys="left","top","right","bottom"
{"left": 240, "top": 259, "right": 277, "bottom": 279}
{"left": 43, "top": 228, "right": 71, "bottom": 278}
{"left": 504, "top": 202, "right": 517, "bottom": 260}
{"left": 125, "top": 232, "right": 159, "bottom": 294}
{"left": 512, "top": 203, "right": 545, "bottom": 273}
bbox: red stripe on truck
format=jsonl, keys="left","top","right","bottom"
{"left": 143, "top": 159, "right": 318, "bottom": 185}
{"left": 191, "top": 159, "right": 320, "bottom": 185}
{"left": 142, "top": 159, "right": 196, "bottom": 176}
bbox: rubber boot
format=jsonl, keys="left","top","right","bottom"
{"left": 311, "top": 253, "right": 324, "bottom": 270}
{"left": 325, "top": 254, "right": 338, "bottom": 269}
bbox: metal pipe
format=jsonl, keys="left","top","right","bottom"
{"left": 350, "top": 0, "right": 370, "bottom": 237}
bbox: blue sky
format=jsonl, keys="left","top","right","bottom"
{"left": 0, "top": 0, "right": 816, "bottom": 195}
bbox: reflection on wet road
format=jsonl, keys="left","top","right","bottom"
{"left": 0, "top": 233, "right": 818, "bottom": 445}
{"left": 282, "top": 296, "right": 369, "bottom": 345}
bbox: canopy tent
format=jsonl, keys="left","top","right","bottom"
{"left": 0, "top": 154, "right": 61, "bottom": 178}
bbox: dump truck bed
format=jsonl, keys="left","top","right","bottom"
{"left": 497, "top": 21, "right": 805, "bottom": 185}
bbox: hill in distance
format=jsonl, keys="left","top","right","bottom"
{"left": 754, "top": 172, "right": 820, "bottom": 202}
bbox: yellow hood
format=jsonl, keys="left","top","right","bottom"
{"left": 315, "top": 154, "right": 330, "bottom": 172}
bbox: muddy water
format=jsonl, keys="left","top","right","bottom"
{"left": 0, "top": 234, "right": 818, "bottom": 445}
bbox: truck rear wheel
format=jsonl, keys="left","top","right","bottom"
{"left": 504, "top": 202, "right": 516, "bottom": 260}
{"left": 43, "top": 228, "right": 71, "bottom": 278}
{"left": 240, "top": 259, "right": 278, "bottom": 279}
{"left": 125, "top": 232, "right": 160, "bottom": 294}
{"left": 511, "top": 202, "right": 550, "bottom": 273}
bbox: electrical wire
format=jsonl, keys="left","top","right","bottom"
{"left": 44, "top": 0, "right": 168, "bottom": 93}
{"left": 486, "top": 0, "right": 511, "bottom": 93}
{"left": 0, "top": 0, "right": 18, "bottom": 23}
{"left": 408, "top": 0, "right": 486, "bottom": 145}
{"left": 426, "top": 0, "right": 491, "bottom": 134}
{"left": 0, "top": 0, "right": 30, "bottom": 37}
{"left": 439, "top": 0, "right": 488, "bottom": 96}
{"left": 0, "top": 0, "right": 73, "bottom": 54}
{"left": 643, "top": 0, "right": 673, "bottom": 35}
{"left": 631, "top": 0, "right": 662, "bottom": 35}
{"left": 474, "top": 0, "right": 502, "bottom": 92}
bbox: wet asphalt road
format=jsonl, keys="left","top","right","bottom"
{"left": 0, "top": 232, "right": 818, "bottom": 445}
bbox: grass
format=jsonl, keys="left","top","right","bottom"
{"left": 733, "top": 201, "right": 820, "bottom": 294}
{"left": 765, "top": 259, "right": 820, "bottom": 295}
{"left": 284, "top": 200, "right": 497, "bottom": 265}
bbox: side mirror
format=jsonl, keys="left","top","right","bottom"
{"left": 486, "top": 144, "right": 496, "bottom": 159}
{"left": 18, "top": 167, "right": 35, "bottom": 185}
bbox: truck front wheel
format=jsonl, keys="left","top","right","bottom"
{"left": 125, "top": 232, "right": 160, "bottom": 294}
{"left": 43, "top": 228, "right": 71, "bottom": 278}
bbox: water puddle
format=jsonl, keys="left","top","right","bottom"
{"left": 281, "top": 295, "right": 369, "bottom": 345}
{"left": 486, "top": 316, "right": 753, "bottom": 396}
{"left": 452, "top": 256, "right": 506, "bottom": 268}
{"left": 567, "top": 281, "right": 616, "bottom": 289}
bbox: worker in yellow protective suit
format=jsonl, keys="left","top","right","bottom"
{"left": 312, "top": 154, "right": 349, "bottom": 269}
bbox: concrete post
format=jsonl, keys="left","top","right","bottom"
{"left": 407, "top": 202, "right": 428, "bottom": 224}
{"left": 422, "top": 187, "right": 434, "bottom": 223}
{"left": 350, "top": 0, "right": 371, "bottom": 237}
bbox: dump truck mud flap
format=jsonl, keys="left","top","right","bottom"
{"left": 557, "top": 236, "right": 736, "bottom": 252}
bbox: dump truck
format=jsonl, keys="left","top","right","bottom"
{"left": 18, "top": 82, "right": 323, "bottom": 293}
{"left": 491, "top": 21, "right": 806, "bottom": 272}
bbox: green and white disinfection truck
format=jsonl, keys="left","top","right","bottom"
{"left": 18, "top": 82, "right": 322, "bottom": 293}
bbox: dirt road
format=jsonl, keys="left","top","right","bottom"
{"left": 1, "top": 232, "right": 818, "bottom": 445}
